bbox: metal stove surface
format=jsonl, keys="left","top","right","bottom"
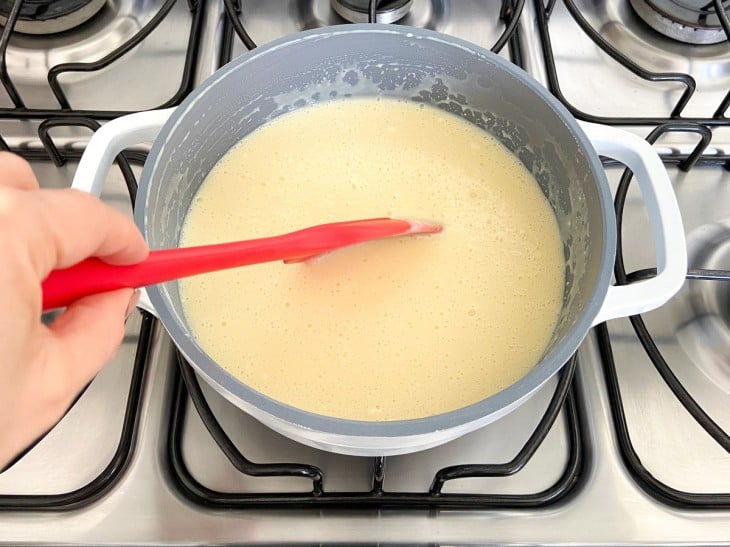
{"left": 0, "top": 0, "right": 729, "bottom": 544}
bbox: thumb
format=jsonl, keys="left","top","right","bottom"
{"left": 48, "top": 288, "right": 138, "bottom": 388}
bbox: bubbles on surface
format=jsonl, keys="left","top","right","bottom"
{"left": 177, "top": 97, "right": 565, "bottom": 422}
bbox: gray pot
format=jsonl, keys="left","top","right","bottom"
{"left": 73, "top": 24, "right": 686, "bottom": 455}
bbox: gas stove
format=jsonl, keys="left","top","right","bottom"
{"left": 0, "top": 1, "right": 728, "bottom": 544}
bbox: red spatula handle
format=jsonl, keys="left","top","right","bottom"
{"left": 41, "top": 217, "right": 440, "bottom": 311}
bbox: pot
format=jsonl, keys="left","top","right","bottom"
{"left": 72, "top": 25, "right": 687, "bottom": 456}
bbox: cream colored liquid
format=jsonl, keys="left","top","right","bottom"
{"left": 179, "top": 98, "right": 565, "bottom": 421}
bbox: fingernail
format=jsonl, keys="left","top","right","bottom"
{"left": 125, "top": 289, "right": 140, "bottom": 321}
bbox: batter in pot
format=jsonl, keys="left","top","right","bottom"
{"left": 179, "top": 97, "right": 565, "bottom": 421}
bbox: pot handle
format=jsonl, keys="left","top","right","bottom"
{"left": 72, "top": 109, "right": 175, "bottom": 316}
{"left": 578, "top": 121, "right": 687, "bottom": 326}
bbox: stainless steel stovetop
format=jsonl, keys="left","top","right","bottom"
{"left": 0, "top": 1, "right": 728, "bottom": 544}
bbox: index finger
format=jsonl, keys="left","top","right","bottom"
{"left": 0, "top": 152, "right": 40, "bottom": 191}
{"left": 18, "top": 188, "right": 149, "bottom": 277}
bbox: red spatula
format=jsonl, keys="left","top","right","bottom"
{"left": 41, "top": 217, "right": 442, "bottom": 311}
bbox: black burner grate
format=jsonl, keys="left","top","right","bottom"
{"left": 0, "top": 0, "right": 204, "bottom": 119}
{"left": 166, "top": 352, "right": 584, "bottom": 509}
{"left": 597, "top": 320, "right": 730, "bottom": 508}
{"left": 219, "top": 0, "right": 526, "bottom": 64}
{"left": 536, "top": 0, "right": 730, "bottom": 508}
{"left": 592, "top": 127, "right": 730, "bottom": 508}
{"left": 536, "top": 0, "right": 730, "bottom": 128}
{"left": 0, "top": 309, "right": 155, "bottom": 511}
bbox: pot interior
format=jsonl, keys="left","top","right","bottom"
{"left": 139, "top": 25, "right": 612, "bottom": 427}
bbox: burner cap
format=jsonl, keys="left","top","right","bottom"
{"left": 0, "top": 0, "right": 106, "bottom": 35}
{"left": 630, "top": 0, "right": 730, "bottom": 44}
{"left": 331, "top": 0, "right": 413, "bottom": 24}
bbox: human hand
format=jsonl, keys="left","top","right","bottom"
{"left": 0, "top": 152, "right": 149, "bottom": 469}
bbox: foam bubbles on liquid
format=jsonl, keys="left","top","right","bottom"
{"left": 178, "top": 97, "right": 565, "bottom": 422}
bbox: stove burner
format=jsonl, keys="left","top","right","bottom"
{"left": 330, "top": 0, "right": 413, "bottom": 24}
{"left": 676, "top": 220, "right": 730, "bottom": 394}
{"left": 0, "top": 0, "right": 106, "bottom": 35}
{"left": 629, "top": 0, "right": 730, "bottom": 44}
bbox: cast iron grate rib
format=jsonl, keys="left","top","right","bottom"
{"left": 594, "top": 126, "right": 730, "bottom": 508}
{"left": 0, "top": 311, "right": 154, "bottom": 510}
{"left": 218, "top": 0, "right": 526, "bottom": 65}
{"left": 0, "top": 0, "right": 204, "bottom": 119}
{"left": 166, "top": 352, "right": 584, "bottom": 509}
{"left": 535, "top": 0, "right": 730, "bottom": 128}
{"left": 597, "top": 322, "right": 730, "bottom": 509}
